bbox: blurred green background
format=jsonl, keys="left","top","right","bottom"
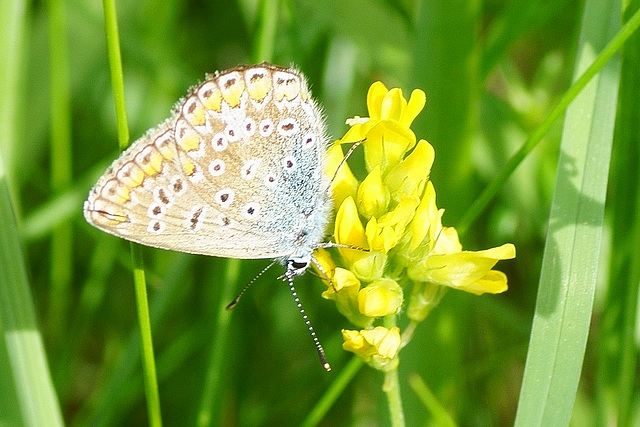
{"left": 2, "top": 0, "right": 639, "bottom": 425}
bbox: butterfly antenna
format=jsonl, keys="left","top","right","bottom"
{"left": 328, "top": 140, "right": 363, "bottom": 190}
{"left": 285, "top": 272, "right": 331, "bottom": 371}
{"left": 310, "top": 254, "right": 338, "bottom": 292}
{"left": 226, "top": 260, "right": 277, "bottom": 310}
{"left": 317, "top": 241, "right": 369, "bottom": 252}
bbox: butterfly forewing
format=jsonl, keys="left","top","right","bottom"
{"left": 84, "top": 63, "right": 330, "bottom": 260}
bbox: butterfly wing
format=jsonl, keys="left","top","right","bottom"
{"left": 84, "top": 64, "right": 329, "bottom": 260}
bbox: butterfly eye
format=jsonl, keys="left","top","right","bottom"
{"left": 289, "top": 257, "right": 309, "bottom": 270}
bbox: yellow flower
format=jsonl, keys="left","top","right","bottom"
{"left": 364, "top": 197, "right": 419, "bottom": 254}
{"left": 407, "top": 243, "right": 516, "bottom": 295}
{"left": 335, "top": 196, "right": 387, "bottom": 281}
{"left": 395, "top": 181, "right": 441, "bottom": 263}
{"left": 342, "top": 326, "right": 401, "bottom": 371}
{"left": 365, "top": 216, "right": 398, "bottom": 254}
{"left": 357, "top": 165, "right": 389, "bottom": 219}
{"left": 312, "top": 248, "right": 337, "bottom": 285}
{"left": 384, "top": 140, "right": 435, "bottom": 202}
{"left": 334, "top": 196, "right": 368, "bottom": 263}
{"left": 321, "top": 267, "right": 373, "bottom": 328}
{"left": 367, "top": 82, "right": 426, "bottom": 127}
{"left": 362, "top": 121, "right": 416, "bottom": 174}
{"left": 358, "top": 278, "right": 403, "bottom": 317}
{"left": 320, "top": 80, "right": 515, "bottom": 371}
{"left": 338, "top": 83, "right": 426, "bottom": 174}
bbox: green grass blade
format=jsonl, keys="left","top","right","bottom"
{"left": 301, "top": 356, "right": 364, "bottom": 427}
{"left": 47, "top": 0, "right": 73, "bottom": 350}
{"left": 103, "top": 0, "right": 129, "bottom": 151}
{"left": 1, "top": 156, "right": 64, "bottom": 426}
{"left": 595, "top": 3, "right": 640, "bottom": 425}
{"left": 252, "top": 0, "right": 279, "bottom": 63}
{"left": 0, "top": 0, "right": 23, "bottom": 168}
{"left": 408, "top": 373, "right": 457, "bottom": 427}
{"left": 514, "top": 0, "right": 622, "bottom": 424}
{"left": 0, "top": 0, "right": 26, "bottom": 189}
{"left": 130, "top": 244, "right": 163, "bottom": 427}
{"left": 1, "top": 0, "right": 64, "bottom": 424}
{"left": 457, "top": 3, "right": 640, "bottom": 235}
{"left": 102, "top": 0, "right": 162, "bottom": 424}
{"left": 481, "top": 0, "right": 547, "bottom": 81}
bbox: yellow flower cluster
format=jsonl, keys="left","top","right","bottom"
{"left": 317, "top": 82, "right": 516, "bottom": 371}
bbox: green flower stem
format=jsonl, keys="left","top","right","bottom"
{"left": 384, "top": 367, "right": 405, "bottom": 427}
{"left": 103, "top": 0, "right": 162, "bottom": 425}
{"left": 383, "top": 314, "right": 405, "bottom": 427}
